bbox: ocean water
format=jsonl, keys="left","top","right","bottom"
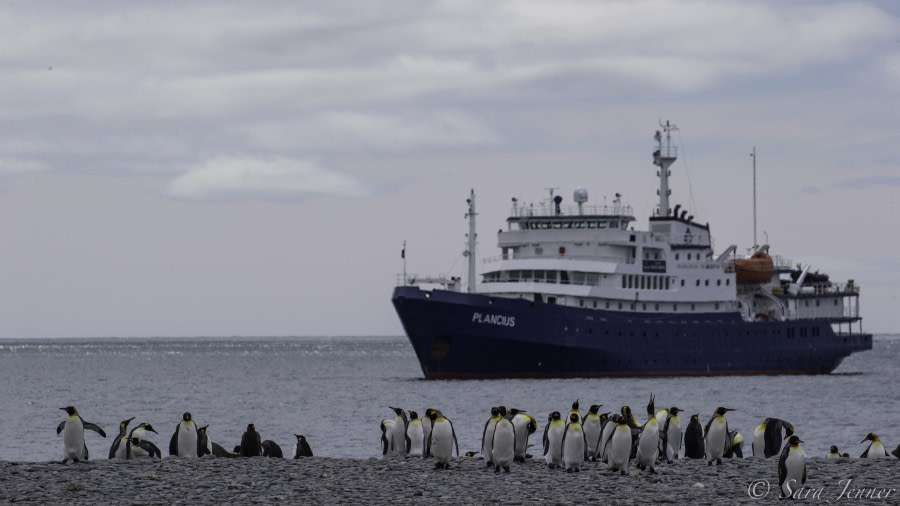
{"left": 0, "top": 335, "right": 897, "bottom": 462}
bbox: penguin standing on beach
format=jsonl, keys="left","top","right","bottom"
{"left": 422, "top": 408, "right": 438, "bottom": 457}
{"left": 198, "top": 426, "right": 211, "bottom": 457}
{"left": 380, "top": 419, "right": 395, "bottom": 457}
{"left": 582, "top": 405, "right": 603, "bottom": 461}
{"left": 724, "top": 431, "right": 744, "bottom": 458}
{"left": 636, "top": 394, "right": 659, "bottom": 474}
{"left": 388, "top": 407, "right": 408, "bottom": 458}
{"left": 753, "top": 418, "right": 794, "bottom": 458}
{"left": 127, "top": 423, "right": 159, "bottom": 458}
{"left": 240, "top": 424, "right": 263, "bottom": 457}
{"left": 481, "top": 407, "right": 502, "bottom": 467}
{"left": 426, "top": 411, "right": 458, "bottom": 469}
{"left": 568, "top": 400, "right": 581, "bottom": 424}
{"left": 561, "top": 412, "right": 587, "bottom": 472}
{"left": 683, "top": 414, "right": 705, "bottom": 459}
{"left": 597, "top": 411, "right": 616, "bottom": 462}
{"left": 510, "top": 410, "right": 537, "bottom": 462}
{"left": 543, "top": 411, "right": 565, "bottom": 468}
{"left": 662, "top": 407, "right": 683, "bottom": 463}
{"left": 826, "top": 446, "right": 842, "bottom": 459}
{"left": 605, "top": 414, "right": 632, "bottom": 475}
{"left": 109, "top": 417, "right": 135, "bottom": 460}
{"left": 127, "top": 437, "right": 162, "bottom": 459}
{"left": 292, "top": 434, "right": 313, "bottom": 458}
{"left": 778, "top": 435, "right": 807, "bottom": 498}
{"left": 261, "top": 440, "right": 283, "bottom": 458}
{"left": 406, "top": 411, "right": 424, "bottom": 457}
{"left": 57, "top": 406, "right": 106, "bottom": 464}
{"left": 704, "top": 407, "right": 734, "bottom": 466}
{"left": 169, "top": 412, "right": 200, "bottom": 458}
{"left": 491, "top": 415, "right": 516, "bottom": 473}
{"left": 859, "top": 433, "right": 888, "bottom": 458}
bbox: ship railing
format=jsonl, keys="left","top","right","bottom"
{"left": 483, "top": 253, "right": 634, "bottom": 264}
{"left": 649, "top": 232, "right": 712, "bottom": 247}
{"left": 396, "top": 273, "right": 461, "bottom": 290}
{"left": 796, "top": 281, "right": 860, "bottom": 296}
{"left": 508, "top": 203, "right": 634, "bottom": 218}
{"left": 675, "top": 261, "right": 727, "bottom": 270}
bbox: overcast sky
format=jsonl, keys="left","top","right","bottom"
{"left": 0, "top": 0, "right": 898, "bottom": 338}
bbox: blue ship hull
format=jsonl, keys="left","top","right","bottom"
{"left": 392, "top": 286, "right": 873, "bottom": 379}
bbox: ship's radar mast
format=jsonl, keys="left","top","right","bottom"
{"left": 465, "top": 189, "right": 477, "bottom": 293}
{"left": 653, "top": 120, "right": 678, "bottom": 216}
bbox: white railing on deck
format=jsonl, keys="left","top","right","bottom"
{"left": 509, "top": 203, "right": 634, "bottom": 218}
{"left": 483, "top": 253, "right": 635, "bottom": 264}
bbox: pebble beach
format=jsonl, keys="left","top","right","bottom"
{"left": 0, "top": 456, "right": 896, "bottom": 505}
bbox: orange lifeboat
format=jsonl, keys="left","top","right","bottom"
{"left": 734, "top": 251, "right": 774, "bottom": 284}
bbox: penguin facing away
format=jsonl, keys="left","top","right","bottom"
{"left": 582, "top": 405, "right": 603, "bottom": 462}
{"left": 422, "top": 408, "right": 437, "bottom": 457}
{"left": 859, "top": 433, "right": 888, "bottom": 458}
{"left": 57, "top": 406, "right": 106, "bottom": 464}
{"left": 380, "top": 419, "right": 395, "bottom": 457}
{"left": 211, "top": 441, "right": 240, "bottom": 458}
{"left": 109, "top": 417, "right": 135, "bottom": 460}
{"left": 598, "top": 412, "right": 616, "bottom": 463}
{"left": 426, "top": 411, "right": 458, "bottom": 469}
{"left": 388, "top": 407, "right": 408, "bottom": 458}
{"left": 561, "top": 412, "right": 587, "bottom": 472}
{"left": 724, "top": 431, "right": 744, "bottom": 458}
{"left": 240, "top": 424, "right": 263, "bottom": 457}
{"left": 543, "top": 411, "right": 565, "bottom": 468}
{"left": 261, "top": 440, "right": 283, "bottom": 458}
{"left": 510, "top": 410, "right": 537, "bottom": 463}
{"left": 826, "top": 445, "right": 842, "bottom": 459}
{"left": 292, "top": 434, "right": 313, "bottom": 458}
{"left": 704, "top": 407, "right": 734, "bottom": 466}
{"left": 683, "top": 414, "right": 705, "bottom": 459}
{"left": 759, "top": 418, "right": 794, "bottom": 459}
{"left": 481, "top": 407, "right": 502, "bottom": 467}
{"left": 778, "top": 435, "right": 807, "bottom": 498}
{"left": 406, "top": 411, "right": 424, "bottom": 457}
{"left": 169, "top": 412, "right": 199, "bottom": 458}
{"left": 198, "top": 425, "right": 211, "bottom": 457}
{"left": 491, "top": 416, "right": 516, "bottom": 473}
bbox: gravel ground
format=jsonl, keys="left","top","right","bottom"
{"left": 0, "top": 455, "right": 897, "bottom": 504}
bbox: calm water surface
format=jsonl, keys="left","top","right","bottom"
{"left": 0, "top": 335, "right": 896, "bottom": 462}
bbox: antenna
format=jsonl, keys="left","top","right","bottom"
{"left": 652, "top": 121, "right": 678, "bottom": 216}
{"left": 465, "top": 189, "right": 477, "bottom": 293}
{"left": 750, "top": 146, "right": 757, "bottom": 249}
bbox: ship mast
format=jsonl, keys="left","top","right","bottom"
{"left": 465, "top": 189, "right": 477, "bottom": 293}
{"left": 653, "top": 121, "right": 678, "bottom": 216}
{"left": 750, "top": 146, "right": 757, "bottom": 249}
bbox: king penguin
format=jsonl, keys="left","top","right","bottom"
{"left": 778, "top": 435, "right": 807, "bottom": 498}
{"left": 683, "top": 414, "right": 705, "bottom": 459}
{"left": 127, "top": 423, "right": 159, "bottom": 458}
{"left": 240, "top": 423, "right": 263, "bottom": 457}
{"left": 662, "top": 407, "right": 683, "bottom": 463}
{"left": 604, "top": 414, "right": 632, "bottom": 475}
{"left": 543, "top": 411, "right": 565, "bottom": 468}
{"left": 826, "top": 445, "right": 841, "bottom": 459}
{"left": 261, "top": 439, "right": 283, "bottom": 458}
{"left": 492, "top": 414, "right": 516, "bottom": 473}
{"left": 704, "top": 407, "right": 734, "bottom": 466}
{"left": 169, "top": 412, "right": 199, "bottom": 458}
{"left": 422, "top": 408, "right": 437, "bottom": 457}
{"left": 753, "top": 418, "right": 794, "bottom": 458}
{"left": 582, "top": 405, "right": 603, "bottom": 462}
{"left": 57, "top": 406, "right": 106, "bottom": 464}
{"left": 561, "top": 412, "right": 587, "bottom": 472}
{"left": 109, "top": 417, "right": 135, "bottom": 460}
{"left": 636, "top": 394, "right": 659, "bottom": 474}
{"left": 198, "top": 425, "right": 211, "bottom": 457}
{"left": 724, "top": 431, "right": 744, "bottom": 458}
{"left": 293, "top": 434, "right": 314, "bottom": 458}
{"left": 406, "top": 411, "right": 424, "bottom": 457}
{"left": 598, "top": 411, "right": 617, "bottom": 463}
{"left": 388, "top": 407, "right": 408, "bottom": 458}
{"left": 426, "top": 411, "right": 458, "bottom": 469}
{"left": 892, "top": 444, "right": 900, "bottom": 459}
{"left": 380, "top": 418, "right": 395, "bottom": 457}
{"left": 481, "top": 407, "right": 502, "bottom": 467}
{"left": 568, "top": 400, "right": 581, "bottom": 424}
{"left": 510, "top": 410, "right": 537, "bottom": 462}
{"left": 859, "top": 433, "right": 888, "bottom": 458}
{"left": 127, "top": 437, "right": 162, "bottom": 459}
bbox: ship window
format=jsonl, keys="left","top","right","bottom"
{"left": 579, "top": 299, "right": 584, "bottom": 307}
{"left": 622, "top": 276, "right": 627, "bottom": 289}
{"left": 815, "top": 300, "right": 820, "bottom": 307}
{"left": 639, "top": 276, "right": 645, "bottom": 290}
{"left": 642, "top": 303, "right": 647, "bottom": 311}
{"left": 610, "top": 221, "right": 619, "bottom": 229}
{"left": 573, "top": 272, "right": 586, "bottom": 285}
{"left": 586, "top": 273, "right": 599, "bottom": 285}
{"left": 534, "top": 270, "right": 545, "bottom": 282}
{"left": 675, "top": 253, "right": 680, "bottom": 260}
{"left": 509, "top": 270, "right": 520, "bottom": 282}
{"left": 593, "top": 300, "right": 597, "bottom": 308}
{"left": 717, "top": 279, "right": 721, "bottom": 286}
{"left": 834, "top": 299, "right": 838, "bottom": 306}
{"left": 655, "top": 304, "right": 660, "bottom": 311}
{"left": 680, "top": 279, "right": 685, "bottom": 287}
{"left": 535, "top": 247, "right": 543, "bottom": 255}
{"left": 598, "top": 221, "right": 607, "bottom": 229}
{"left": 606, "top": 301, "right": 610, "bottom": 309}
{"left": 726, "top": 279, "right": 730, "bottom": 286}
{"left": 673, "top": 304, "right": 678, "bottom": 311}
{"left": 691, "top": 304, "right": 696, "bottom": 311}
{"left": 630, "top": 303, "right": 635, "bottom": 310}
{"left": 618, "top": 303, "right": 623, "bottom": 310}
{"left": 696, "top": 280, "right": 700, "bottom": 287}
{"left": 715, "top": 303, "right": 720, "bottom": 310}
{"left": 587, "top": 221, "right": 596, "bottom": 229}
{"left": 705, "top": 279, "right": 709, "bottom": 286}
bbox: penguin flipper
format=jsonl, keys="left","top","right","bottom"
{"left": 169, "top": 427, "right": 179, "bottom": 456}
{"left": 860, "top": 444, "right": 870, "bottom": 459}
{"left": 703, "top": 417, "right": 713, "bottom": 439}
{"left": 542, "top": 424, "right": 550, "bottom": 455}
{"left": 405, "top": 433, "right": 411, "bottom": 454}
{"left": 56, "top": 421, "right": 66, "bottom": 435}
{"left": 109, "top": 437, "right": 121, "bottom": 459}
{"left": 450, "top": 420, "right": 459, "bottom": 458}
{"left": 83, "top": 422, "right": 106, "bottom": 438}
{"left": 777, "top": 443, "right": 789, "bottom": 491}
{"left": 83, "top": 443, "right": 90, "bottom": 460}
{"left": 140, "top": 440, "right": 162, "bottom": 459}
{"left": 481, "top": 419, "right": 491, "bottom": 453}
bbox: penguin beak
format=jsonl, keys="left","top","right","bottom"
{"left": 798, "top": 439, "right": 804, "bottom": 444}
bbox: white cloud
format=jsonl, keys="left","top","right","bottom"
{"left": 0, "top": 157, "right": 46, "bottom": 176}
{"left": 165, "top": 156, "right": 368, "bottom": 201}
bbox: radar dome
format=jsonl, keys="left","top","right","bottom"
{"left": 573, "top": 188, "right": 589, "bottom": 204}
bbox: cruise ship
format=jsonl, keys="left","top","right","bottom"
{"left": 392, "top": 122, "right": 872, "bottom": 379}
